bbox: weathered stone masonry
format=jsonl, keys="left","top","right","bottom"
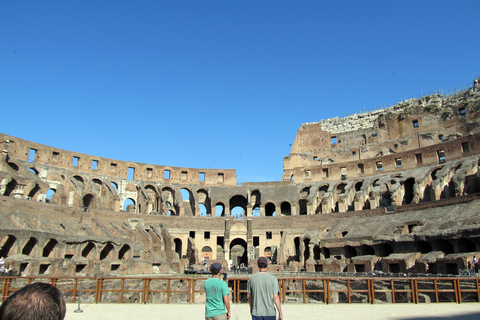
{"left": 1, "top": 77, "right": 480, "bottom": 278}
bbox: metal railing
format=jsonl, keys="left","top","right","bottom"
{"left": 1, "top": 276, "right": 479, "bottom": 304}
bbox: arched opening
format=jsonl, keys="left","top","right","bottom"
{"left": 229, "top": 238, "right": 247, "bottom": 266}
{"left": 7, "top": 162, "right": 19, "bottom": 171}
{"left": 93, "top": 179, "right": 102, "bottom": 186}
{"left": 403, "top": 178, "right": 415, "bottom": 205}
{"left": 174, "top": 238, "right": 182, "bottom": 259}
{"left": 215, "top": 203, "right": 225, "bottom": 217}
{"left": 264, "top": 247, "right": 272, "bottom": 260}
{"left": 457, "top": 238, "right": 476, "bottom": 253}
{"left": 265, "top": 202, "right": 276, "bottom": 216}
{"left": 83, "top": 194, "right": 95, "bottom": 210}
{"left": 303, "top": 238, "right": 310, "bottom": 265}
{"left": 230, "top": 195, "right": 247, "bottom": 218}
{"left": 110, "top": 182, "right": 118, "bottom": 192}
{"left": 27, "top": 184, "right": 40, "bottom": 200}
{"left": 199, "top": 203, "right": 207, "bottom": 216}
{"left": 359, "top": 244, "right": 374, "bottom": 256}
{"left": 118, "top": 244, "right": 131, "bottom": 260}
{"left": 42, "top": 239, "right": 58, "bottom": 258}
{"left": 28, "top": 167, "right": 39, "bottom": 175}
{"left": 0, "top": 235, "right": 16, "bottom": 257}
{"left": 100, "top": 242, "right": 115, "bottom": 260}
{"left": 377, "top": 243, "right": 394, "bottom": 257}
{"left": 201, "top": 246, "right": 213, "bottom": 262}
{"left": 82, "top": 242, "right": 96, "bottom": 259}
{"left": 299, "top": 199, "right": 308, "bottom": 215}
{"left": 355, "top": 181, "right": 363, "bottom": 191}
{"left": 436, "top": 238, "right": 454, "bottom": 255}
{"left": 3, "top": 179, "right": 17, "bottom": 196}
{"left": 417, "top": 241, "right": 432, "bottom": 254}
{"left": 252, "top": 206, "right": 261, "bottom": 217}
{"left": 181, "top": 188, "right": 195, "bottom": 216}
{"left": 197, "top": 189, "right": 211, "bottom": 216}
{"left": 74, "top": 175, "right": 84, "bottom": 182}
{"left": 336, "top": 183, "right": 347, "bottom": 194}
{"left": 280, "top": 202, "right": 291, "bottom": 216}
{"left": 344, "top": 245, "right": 357, "bottom": 259}
{"left": 231, "top": 206, "right": 245, "bottom": 219}
{"left": 123, "top": 198, "right": 135, "bottom": 212}
{"left": 22, "top": 237, "right": 38, "bottom": 256}
{"left": 46, "top": 188, "right": 56, "bottom": 203}
{"left": 313, "top": 245, "right": 321, "bottom": 260}
{"left": 294, "top": 237, "right": 301, "bottom": 262}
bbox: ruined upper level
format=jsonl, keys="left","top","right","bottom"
{"left": 0, "top": 133, "right": 237, "bottom": 186}
{"left": 283, "top": 78, "right": 480, "bottom": 183}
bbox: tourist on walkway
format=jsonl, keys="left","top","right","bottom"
{"left": 204, "top": 262, "right": 231, "bottom": 320}
{"left": 247, "top": 257, "right": 283, "bottom": 320}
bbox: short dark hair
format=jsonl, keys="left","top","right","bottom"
{"left": 0, "top": 282, "right": 66, "bottom": 320}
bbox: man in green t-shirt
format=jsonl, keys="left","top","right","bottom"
{"left": 204, "top": 262, "right": 231, "bottom": 320}
{"left": 247, "top": 257, "right": 283, "bottom": 320}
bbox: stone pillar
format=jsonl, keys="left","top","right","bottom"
{"left": 224, "top": 219, "right": 230, "bottom": 262}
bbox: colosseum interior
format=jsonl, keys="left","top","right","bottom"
{"left": 1, "top": 78, "right": 480, "bottom": 278}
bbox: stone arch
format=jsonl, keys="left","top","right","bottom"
{"left": 123, "top": 198, "right": 136, "bottom": 212}
{"left": 355, "top": 181, "right": 363, "bottom": 191}
{"left": 417, "top": 241, "right": 432, "bottom": 254}
{"left": 82, "top": 241, "right": 96, "bottom": 259}
{"left": 229, "top": 238, "right": 247, "bottom": 266}
{"left": 3, "top": 178, "right": 17, "bottom": 196}
{"left": 162, "top": 187, "right": 177, "bottom": 215}
{"left": 145, "top": 184, "right": 160, "bottom": 214}
{"left": 197, "top": 189, "right": 211, "bottom": 216}
{"left": 42, "top": 239, "right": 58, "bottom": 258}
{"left": 99, "top": 242, "right": 115, "bottom": 260}
{"left": 280, "top": 202, "right": 291, "bottom": 216}
{"left": 215, "top": 202, "right": 225, "bottom": 217}
{"left": 181, "top": 188, "right": 195, "bottom": 216}
{"left": 118, "top": 244, "right": 131, "bottom": 260}
{"left": 201, "top": 246, "right": 213, "bottom": 261}
{"left": 174, "top": 238, "right": 182, "bottom": 259}
{"left": 230, "top": 195, "right": 247, "bottom": 218}
{"left": 336, "top": 183, "right": 347, "bottom": 194}
{"left": 359, "top": 244, "right": 374, "bottom": 255}
{"left": 83, "top": 194, "right": 95, "bottom": 211}
{"left": 26, "top": 183, "right": 40, "bottom": 200}
{"left": 7, "top": 162, "right": 19, "bottom": 171}
{"left": 0, "top": 235, "right": 16, "bottom": 257}
{"left": 377, "top": 243, "right": 394, "bottom": 257}
{"left": 22, "top": 237, "right": 38, "bottom": 256}
{"left": 457, "top": 238, "right": 476, "bottom": 253}
{"left": 403, "top": 178, "right": 415, "bottom": 205}
{"left": 344, "top": 245, "right": 357, "bottom": 259}
{"left": 265, "top": 202, "right": 276, "bottom": 216}
{"left": 435, "top": 238, "right": 454, "bottom": 255}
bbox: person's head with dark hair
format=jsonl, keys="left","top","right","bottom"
{"left": 210, "top": 262, "right": 223, "bottom": 276}
{"left": 0, "top": 282, "right": 66, "bottom": 320}
{"left": 257, "top": 256, "right": 268, "bottom": 269}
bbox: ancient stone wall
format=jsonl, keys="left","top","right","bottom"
{"left": 1, "top": 77, "right": 480, "bottom": 278}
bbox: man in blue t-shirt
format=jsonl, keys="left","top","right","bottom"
{"left": 204, "top": 262, "right": 231, "bottom": 320}
{"left": 247, "top": 257, "right": 283, "bottom": 320}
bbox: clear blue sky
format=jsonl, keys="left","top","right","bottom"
{"left": 1, "top": 1, "right": 479, "bottom": 182}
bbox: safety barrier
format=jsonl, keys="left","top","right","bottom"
{"left": 1, "top": 276, "right": 479, "bottom": 304}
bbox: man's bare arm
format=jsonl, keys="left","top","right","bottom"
{"left": 248, "top": 293, "right": 253, "bottom": 314}
{"left": 273, "top": 293, "right": 283, "bottom": 320}
{"left": 223, "top": 294, "right": 231, "bottom": 319}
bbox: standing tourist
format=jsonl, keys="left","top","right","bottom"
{"left": 204, "top": 262, "right": 231, "bottom": 320}
{"left": 247, "top": 257, "right": 283, "bottom": 320}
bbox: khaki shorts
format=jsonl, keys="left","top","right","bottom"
{"left": 206, "top": 313, "right": 227, "bottom": 320}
